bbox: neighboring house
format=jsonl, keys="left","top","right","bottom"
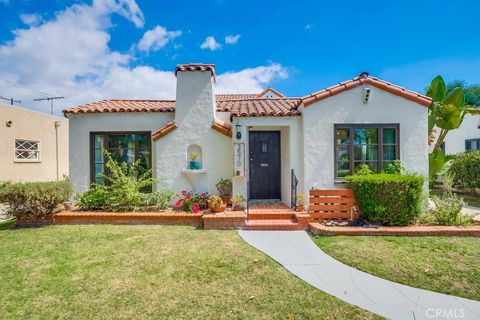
{"left": 0, "top": 103, "right": 69, "bottom": 182}
{"left": 441, "top": 114, "right": 480, "bottom": 154}
{"left": 64, "top": 64, "right": 429, "bottom": 207}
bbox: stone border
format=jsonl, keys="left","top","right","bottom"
{"left": 309, "top": 222, "right": 480, "bottom": 237}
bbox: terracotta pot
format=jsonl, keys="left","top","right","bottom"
{"left": 220, "top": 195, "right": 230, "bottom": 206}
{"left": 209, "top": 204, "right": 227, "bottom": 213}
{"left": 233, "top": 205, "right": 245, "bottom": 212}
{"left": 296, "top": 204, "right": 305, "bottom": 212}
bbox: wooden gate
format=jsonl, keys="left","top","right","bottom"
{"left": 308, "top": 189, "right": 360, "bottom": 221}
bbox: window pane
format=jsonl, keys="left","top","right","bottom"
{"left": 383, "top": 145, "right": 396, "bottom": 161}
{"left": 383, "top": 128, "right": 396, "bottom": 144}
{"left": 138, "top": 134, "right": 149, "bottom": 149}
{"left": 336, "top": 146, "right": 350, "bottom": 161}
{"left": 95, "top": 177, "right": 104, "bottom": 185}
{"left": 336, "top": 161, "right": 350, "bottom": 178}
{"left": 109, "top": 148, "right": 127, "bottom": 163}
{"left": 94, "top": 149, "right": 104, "bottom": 163}
{"left": 94, "top": 163, "right": 104, "bottom": 178}
{"left": 354, "top": 161, "right": 378, "bottom": 172}
{"left": 336, "top": 128, "right": 350, "bottom": 145}
{"left": 94, "top": 135, "right": 104, "bottom": 149}
{"left": 354, "top": 145, "right": 378, "bottom": 160}
{"left": 108, "top": 135, "right": 128, "bottom": 148}
{"left": 127, "top": 134, "right": 135, "bottom": 149}
{"left": 354, "top": 128, "right": 378, "bottom": 145}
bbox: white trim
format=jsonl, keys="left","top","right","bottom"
{"left": 14, "top": 138, "right": 41, "bottom": 163}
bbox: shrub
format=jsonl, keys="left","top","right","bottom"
{"left": 76, "top": 185, "right": 109, "bottom": 211}
{"left": 346, "top": 174, "right": 425, "bottom": 226}
{"left": 0, "top": 180, "right": 72, "bottom": 218}
{"left": 354, "top": 164, "right": 373, "bottom": 175}
{"left": 383, "top": 160, "right": 403, "bottom": 174}
{"left": 175, "top": 191, "right": 209, "bottom": 213}
{"left": 143, "top": 191, "right": 175, "bottom": 210}
{"left": 447, "top": 150, "right": 480, "bottom": 191}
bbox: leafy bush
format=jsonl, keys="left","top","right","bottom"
{"left": 0, "top": 180, "right": 72, "bottom": 218}
{"left": 383, "top": 160, "right": 403, "bottom": 174}
{"left": 346, "top": 174, "right": 425, "bottom": 226}
{"left": 143, "top": 191, "right": 175, "bottom": 210}
{"left": 354, "top": 164, "right": 373, "bottom": 175}
{"left": 76, "top": 185, "right": 109, "bottom": 211}
{"left": 175, "top": 190, "right": 209, "bottom": 213}
{"left": 447, "top": 150, "right": 480, "bottom": 191}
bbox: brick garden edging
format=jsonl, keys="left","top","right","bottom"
{"left": 309, "top": 222, "right": 480, "bottom": 237}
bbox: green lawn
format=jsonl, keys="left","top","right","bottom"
{"left": 314, "top": 236, "right": 480, "bottom": 301}
{"left": 0, "top": 225, "right": 378, "bottom": 320}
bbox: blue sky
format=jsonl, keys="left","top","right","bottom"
{"left": 0, "top": 0, "right": 479, "bottom": 114}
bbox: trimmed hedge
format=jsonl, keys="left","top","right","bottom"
{"left": 0, "top": 180, "right": 72, "bottom": 218}
{"left": 447, "top": 150, "right": 480, "bottom": 191}
{"left": 346, "top": 174, "right": 425, "bottom": 226}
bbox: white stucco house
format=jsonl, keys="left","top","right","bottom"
{"left": 64, "top": 64, "right": 430, "bottom": 207}
{"left": 441, "top": 114, "right": 480, "bottom": 154}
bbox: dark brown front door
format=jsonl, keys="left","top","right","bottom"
{"left": 249, "top": 131, "right": 281, "bottom": 199}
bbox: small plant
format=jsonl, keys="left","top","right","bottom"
{"left": 0, "top": 180, "right": 73, "bottom": 218}
{"left": 354, "top": 164, "right": 373, "bottom": 175}
{"left": 175, "top": 190, "right": 208, "bottom": 213}
{"left": 296, "top": 193, "right": 306, "bottom": 206}
{"left": 383, "top": 160, "right": 403, "bottom": 174}
{"left": 190, "top": 152, "right": 199, "bottom": 161}
{"left": 76, "top": 185, "right": 109, "bottom": 211}
{"left": 216, "top": 178, "right": 232, "bottom": 196}
{"left": 428, "top": 174, "right": 473, "bottom": 226}
{"left": 231, "top": 195, "right": 246, "bottom": 206}
{"left": 142, "top": 190, "right": 175, "bottom": 210}
{"left": 208, "top": 195, "right": 224, "bottom": 209}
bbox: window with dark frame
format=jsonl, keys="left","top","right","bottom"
{"left": 91, "top": 132, "right": 151, "bottom": 185}
{"left": 335, "top": 124, "right": 399, "bottom": 179}
{"left": 465, "top": 138, "right": 480, "bottom": 151}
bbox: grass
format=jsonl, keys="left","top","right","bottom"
{"left": 314, "top": 236, "right": 480, "bottom": 301}
{"left": 0, "top": 225, "right": 378, "bottom": 320}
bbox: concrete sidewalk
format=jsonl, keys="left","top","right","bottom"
{"left": 239, "top": 230, "right": 480, "bottom": 320}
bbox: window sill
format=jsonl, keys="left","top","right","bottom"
{"left": 334, "top": 179, "right": 347, "bottom": 184}
{"left": 14, "top": 160, "right": 41, "bottom": 163}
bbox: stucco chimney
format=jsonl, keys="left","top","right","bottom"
{"left": 174, "top": 63, "right": 216, "bottom": 125}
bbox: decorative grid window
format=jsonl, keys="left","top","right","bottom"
{"left": 335, "top": 124, "right": 399, "bottom": 179}
{"left": 15, "top": 139, "right": 40, "bottom": 161}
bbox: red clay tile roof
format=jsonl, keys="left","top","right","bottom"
{"left": 256, "top": 87, "right": 285, "bottom": 98}
{"left": 302, "top": 73, "right": 431, "bottom": 107}
{"left": 152, "top": 121, "right": 177, "bottom": 141}
{"left": 216, "top": 93, "right": 258, "bottom": 100}
{"left": 216, "top": 98, "right": 301, "bottom": 117}
{"left": 211, "top": 119, "right": 232, "bottom": 137}
{"left": 175, "top": 63, "right": 216, "bottom": 82}
{"left": 64, "top": 99, "right": 175, "bottom": 114}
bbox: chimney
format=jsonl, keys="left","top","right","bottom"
{"left": 174, "top": 63, "right": 216, "bottom": 125}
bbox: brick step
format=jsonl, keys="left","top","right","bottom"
{"left": 245, "top": 219, "right": 307, "bottom": 231}
{"left": 247, "top": 212, "right": 296, "bottom": 220}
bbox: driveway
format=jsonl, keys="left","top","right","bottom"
{"left": 239, "top": 230, "right": 480, "bottom": 320}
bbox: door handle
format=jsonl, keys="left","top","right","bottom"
{"left": 260, "top": 163, "right": 269, "bottom": 167}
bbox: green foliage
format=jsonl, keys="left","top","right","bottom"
{"left": 0, "top": 180, "right": 72, "bottom": 218}
{"left": 447, "top": 150, "right": 480, "bottom": 191}
{"left": 354, "top": 164, "right": 373, "bottom": 175}
{"left": 231, "top": 195, "right": 246, "bottom": 206}
{"left": 447, "top": 80, "right": 480, "bottom": 107}
{"left": 215, "top": 178, "right": 232, "bottom": 196}
{"left": 76, "top": 151, "right": 174, "bottom": 212}
{"left": 346, "top": 174, "right": 425, "bottom": 226}
{"left": 383, "top": 160, "right": 403, "bottom": 174}
{"left": 142, "top": 191, "right": 175, "bottom": 210}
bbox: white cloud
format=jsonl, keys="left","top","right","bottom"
{"left": 0, "top": 1, "right": 288, "bottom": 115}
{"left": 305, "top": 23, "right": 314, "bottom": 30}
{"left": 20, "top": 13, "right": 42, "bottom": 26}
{"left": 225, "top": 34, "right": 240, "bottom": 45}
{"left": 216, "top": 63, "right": 288, "bottom": 93}
{"left": 92, "top": 0, "right": 144, "bottom": 28}
{"left": 137, "top": 25, "right": 182, "bottom": 52}
{"left": 200, "top": 36, "right": 221, "bottom": 51}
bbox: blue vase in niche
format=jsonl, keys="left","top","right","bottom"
{"left": 190, "top": 161, "right": 200, "bottom": 170}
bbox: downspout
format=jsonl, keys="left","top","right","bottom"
{"left": 54, "top": 121, "right": 61, "bottom": 180}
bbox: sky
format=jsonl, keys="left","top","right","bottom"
{"left": 0, "top": 0, "right": 479, "bottom": 115}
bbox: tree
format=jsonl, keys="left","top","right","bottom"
{"left": 447, "top": 80, "right": 480, "bottom": 107}
{"left": 427, "top": 76, "right": 480, "bottom": 178}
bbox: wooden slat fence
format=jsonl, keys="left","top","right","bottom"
{"left": 308, "top": 189, "right": 360, "bottom": 221}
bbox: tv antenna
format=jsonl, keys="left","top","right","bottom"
{"left": 33, "top": 96, "right": 64, "bottom": 115}
{"left": 0, "top": 96, "right": 21, "bottom": 105}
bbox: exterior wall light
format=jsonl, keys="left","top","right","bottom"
{"left": 235, "top": 122, "right": 242, "bottom": 139}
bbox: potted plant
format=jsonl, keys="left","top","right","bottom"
{"left": 296, "top": 193, "right": 306, "bottom": 212}
{"left": 231, "top": 195, "right": 246, "bottom": 211}
{"left": 207, "top": 195, "right": 226, "bottom": 213}
{"left": 216, "top": 178, "right": 232, "bottom": 205}
{"left": 190, "top": 152, "right": 200, "bottom": 170}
